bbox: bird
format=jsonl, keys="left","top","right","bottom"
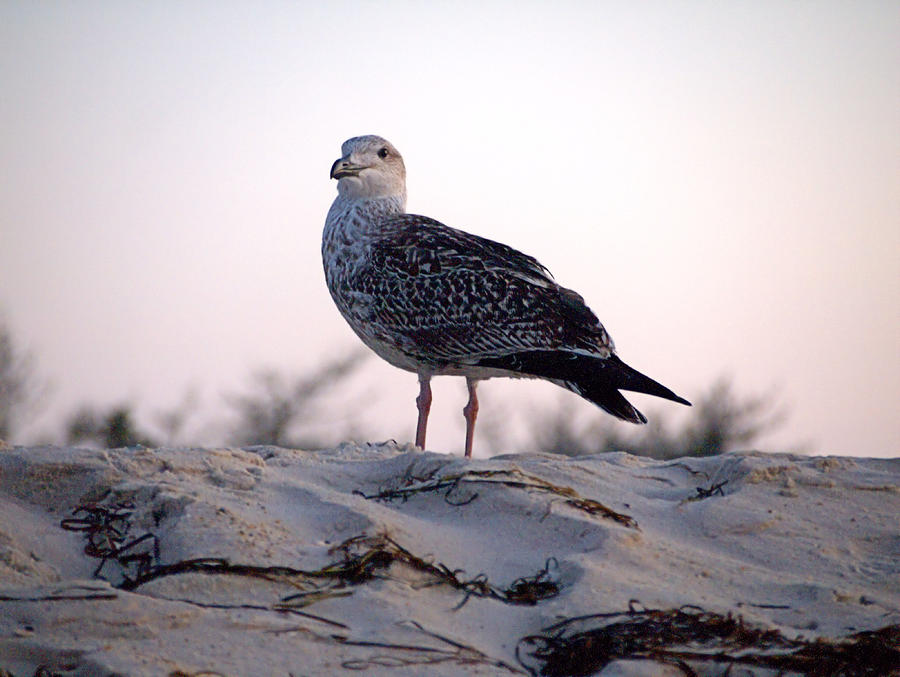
{"left": 322, "top": 135, "right": 690, "bottom": 457}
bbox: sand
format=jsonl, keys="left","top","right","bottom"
{"left": 0, "top": 444, "right": 897, "bottom": 676}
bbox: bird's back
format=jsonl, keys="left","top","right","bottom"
{"left": 324, "top": 201, "right": 616, "bottom": 374}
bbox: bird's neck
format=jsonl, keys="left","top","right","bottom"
{"left": 325, "top": 193, "right": 407, "bottom": 234}
{"left": 322, "top": 193, "right": 407, "bottom": 288}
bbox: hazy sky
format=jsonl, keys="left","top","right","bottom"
{"left": 1, "top": 1, "right": 898, "bottom": 457}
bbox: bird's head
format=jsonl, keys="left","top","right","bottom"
{"left": 330, "top": 135, "right": 406, "bottom": 200}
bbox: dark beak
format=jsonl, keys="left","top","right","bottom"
{"left": 330, "top": 157, "right": 367, "bottom": 179}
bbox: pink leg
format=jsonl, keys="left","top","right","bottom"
{"left": 463, "top": 378, "right": 479, "bottom": 458}
{"left": 415, "top": 374, "right": 432, "bottom": 450}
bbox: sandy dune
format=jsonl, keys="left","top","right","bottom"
{"left": 0, "top": 444, "right": 897, "bottom": 676}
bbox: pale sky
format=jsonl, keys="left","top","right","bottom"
{"left": 1, "top": 1, "right": 898, "bottom": 457}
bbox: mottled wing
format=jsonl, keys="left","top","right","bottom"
{"left": 353, "top": 213, "right": 614, "bottom": 368}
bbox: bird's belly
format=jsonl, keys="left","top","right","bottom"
{"left": 351, "top": 327, "right": 425, "bottom": 374}
{"left": 348, "top": 321, "right": 534, "bottom": 381}
{"left": 432, "top": 364, "right": 538, "bottom": 380}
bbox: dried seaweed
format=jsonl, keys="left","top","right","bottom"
{"left": 125, "top": 534, "right": 559, "bottom": 609}
{"left": 158, "top": 593, "right": 348, "bottom": 629}
{"left": 0, "top": 584, "right": 117, "bottom": 603}
{"left": 336, "top": 620, "right": 524, "bottom": 673}
{"left": 502, "top": 557, "right": 560, "bottom": 606}
{"left": 18, "top": 667, "right": 83, "bottom": 677}
{"left": 516, "top": 601, "right": 900, "bottom": 676}
{"left": 687, "top": 479, "right": 729, "bottom": 502}
{"left": 60, "top": 501, "right": 159, "bottom": 582}
{"left": 357, "top": 466, "right": 638, "bottom": 529}
{"left": 60, "top": 505, "right": 560, "bottom": 610}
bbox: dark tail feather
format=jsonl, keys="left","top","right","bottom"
{"left": 474, "top": 350, "right": 690, "bottom": 424}
{"left": 606, "top": 354, "right": 692, "bottom": 406}
{"left": 563, "top": 377, "right": 649, "bottom": 424}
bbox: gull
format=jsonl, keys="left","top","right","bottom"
{"left": 322, "top": 135, "right": 690, "bottom": 457}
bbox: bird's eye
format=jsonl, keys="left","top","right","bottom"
{"left": 378, "top": 147, "right": 389, "bottom": 159}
